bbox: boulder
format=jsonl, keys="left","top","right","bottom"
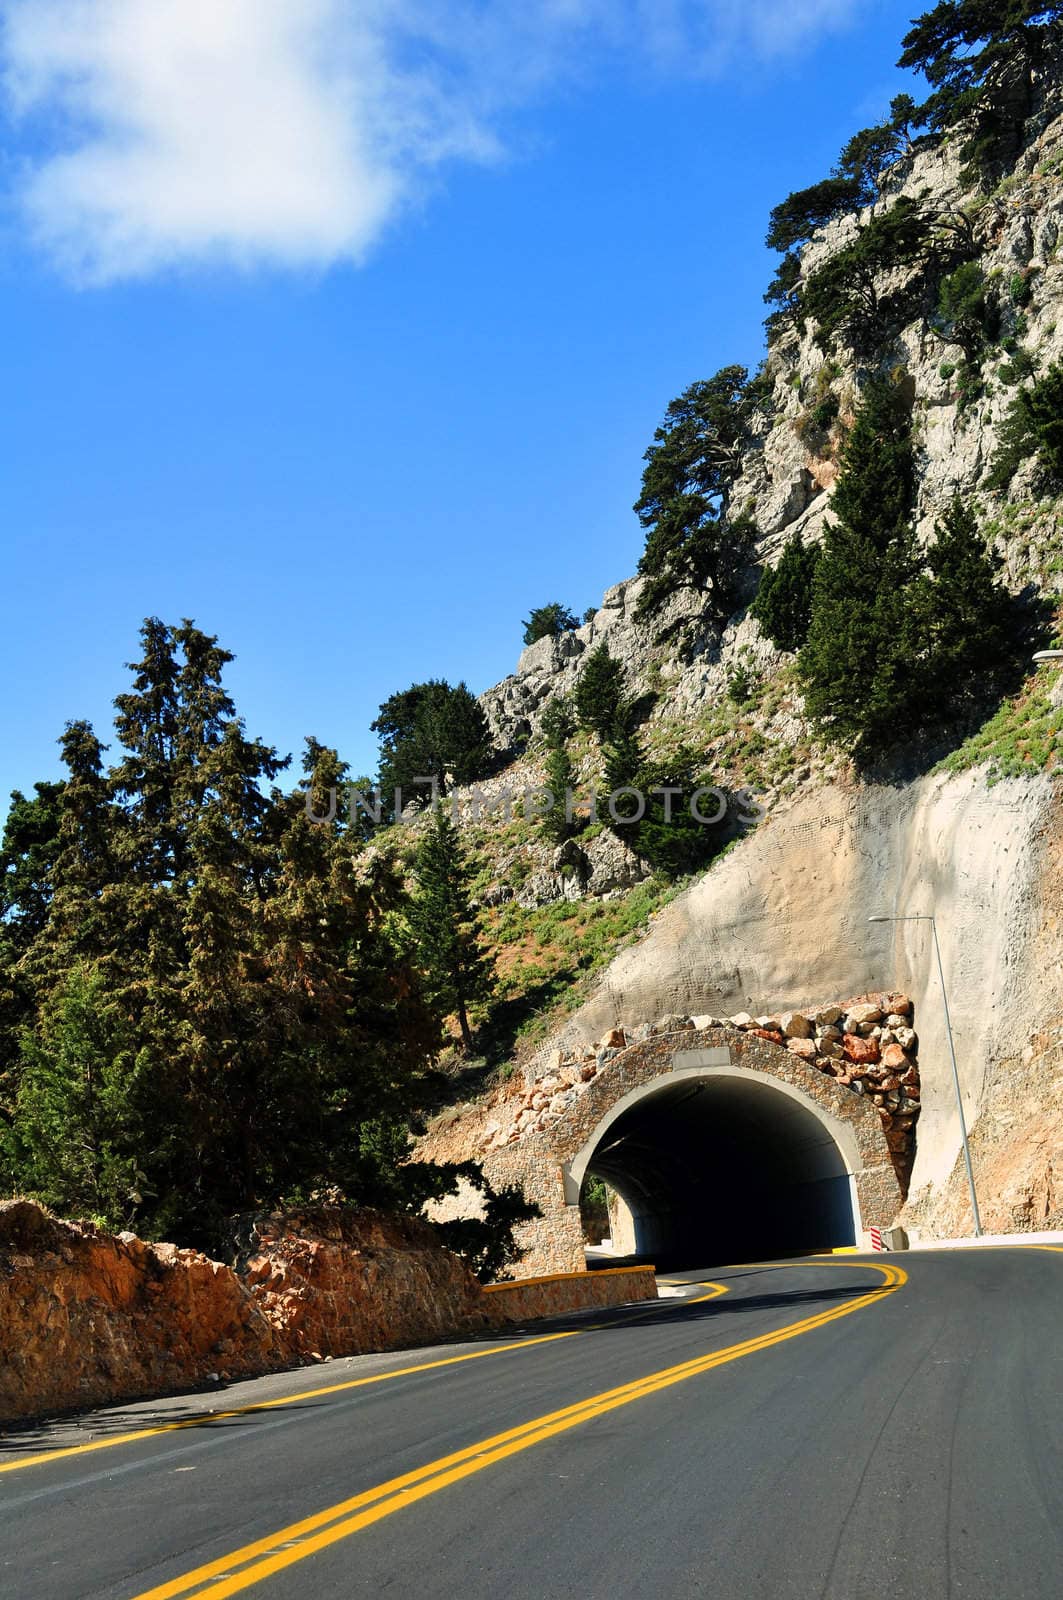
{"left": 843, "top": 1034, "right": 881, "bottom": 1066}
{"left": 652, "top": 1014, "right": 696, "bottom": 1035}
{"left": 814, "top": 1004, "right": 843, "bottom": 1026}
{"left": 597, "top": 1027, "right": 627, "bottom": 1052}
{"left": 752, "top": 1028, "right": 786, "bottom": 1045}
{"left": 781, "top": 1010, "right": 814, "bottom": 1039}
{"left": 786, "top": 1038, "right": 818, "bottom": 1062}
{"left": 845, "top": 1003, "right": 883, "bottom": 1030}
{"left": 729, "top": 1013, "right": 755, "bottom": 1029}
{"left": 881, "top": 1042, "right": 909, "bottom": 1071}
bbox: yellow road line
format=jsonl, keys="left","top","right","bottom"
{"left": 0, "top": 1280, "right": 724, "bottom": 1478}
{"left": 585, "top": 1279, "right": 728, "bottom": 1329}
{"left": 128, "top": 1262, "right": 905, "bottom": 1600}
{"left": 686, "top": 1281, "right": 730, "bottom": 1305}
{"left": 0, "top": 1331, "right": 579, "bottom": 1477}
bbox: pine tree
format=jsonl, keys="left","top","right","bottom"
{"left": 373, "top": 680, "right": 492, "bottom": 811}
{"left": 633, "top": 369, "right": 758, "bottom": 620}
{"left": 798, "top": 382, "right": 923, "bottom": 755}
{"left": 5, "top": 967, "right": 151, "bottom": 1229}
{"left": 0, "top": 780, "right": 64, "bottom": 949}
{"left": 523, "top": 603, "right": 579, "bottom": 646}
{"left": 799, "top": 386, "right": 1022, "bottom": 758}
{"left": 408, "top": 808, "right": 492, "bottom": 1054}
{"left": 0, "top": 625, "right": 478, "bottom": 1246}
{"left": 574, "top": 645, "right": 628, "bottom": 742}
{"left": 540, "top": 700, "right": 576, "bottom": 845}
{"left": 898, "top": 3, "right": 1063, "bottom": 176}
{"left": 0, "top": 780, "right": 64, "bottom": 1105}
{"left": 916, "top": 497, "right": 1017, "bottom": 705}
{"left": 752, "top": 534, "right": 823, "bottom": 654}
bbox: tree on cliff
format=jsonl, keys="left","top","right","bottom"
{"left": 574, "top": 644, "right": 629, "bottom": 743}
{"left": 798, "top": 381, "right": 924, "bottom": 755}
{"left": 988, "top": 360, "right": 1063, "bottom": 489}
{"left": 752, "top": 533, "right": 823, "bottom": 655}
{"left": 899, "top": 1, "right": 1063, "bottom": 175}
{"left": 799, "top": 384, "right": 1020, "bottom": 758}
{"left": 373, "top": 679, "right": 492, "bottom": 813}
{"left": 522, "top": 603, "right": 580, "bottom": 646}
{"left": 915, "top": 497, "right": 1020, "bottom": 703}
{"left": 539, "top": 699, "right": 577, "bottom": 845}
{"left": 408, "top": 806, "right": 493, "bottom": 1054}
{"left": 633, "top": 368, "right": 758, "bottom": 621}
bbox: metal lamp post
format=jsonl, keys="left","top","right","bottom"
{"left": 868, "top": 913, "right": 983, "bottom": 1237}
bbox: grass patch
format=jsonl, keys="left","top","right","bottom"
{"left": 936, "top": 673, "right": 1063, "bottom": 782}
{"left": 476, "top": 874, "right": 690, "bottom": 1063}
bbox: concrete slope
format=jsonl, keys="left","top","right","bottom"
{"left": 533, "top": 768, "right": 1060, "bottom": 1229}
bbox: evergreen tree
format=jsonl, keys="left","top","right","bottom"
{"left": 522, "top": 603, "right": 579, "bottom": 646}
{"left": 915, "top": 498, "right": 1018, "bottom": 703}
{"left": 4, "top": 967, "right": 151, "bottom": 1228}
{"left": 574, "top": 645, "right": 628, "bottom": 743}
{"left": 634, "top": 369, "right": 758, "bottom": 620}
{"left": 0, "top": 780, "right": 64, "bottom": 950}
{"left": 38, "top": 722, "right": 121, "bottom": 981}
{"left": 799, "top": 387, "right": 1022, "bottom": 757}
{"left": 836, "top": 96, "right": 921, "bottom": 196}
{"left": 798, "top": 382, "right": 923, "bottom": 755}
{"left": 540, "top": 700, "right": 576, "bottom": 845}
{"left": 2, "top": 624, "right": 453, "bottom": 1243}
{"left": 0, "top": 780, "right": 63, "bottom": 1103}
{"left": 800, "top": 198, "right": 935, "bottom": 352}
{"left": 408, "top": 808, "right": 493, "bottom": 1054}
{"left": 752, "top": 535, "right": 823, "bottom": 654}
{"left": 989, "top": 361, "right": 1063, "bottom": 488}
{"left": 373, "top": 680, "right": 492, "bottom": 812}
{"left": 899, "top": 2, "right": 1063, "bottom": 175}
{"left": 766, "top": 177, "right": 869, "bottom": 254}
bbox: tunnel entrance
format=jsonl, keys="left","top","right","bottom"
{"left": 579, "top": 1070, "right": 858, "bottom": 1269}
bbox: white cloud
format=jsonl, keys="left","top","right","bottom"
{"left": 0, "top": 0, "right": 861, "bottom": 284}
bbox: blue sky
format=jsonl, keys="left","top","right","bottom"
{"left": 0, "top": 1, "right": 918, "bottom": 801}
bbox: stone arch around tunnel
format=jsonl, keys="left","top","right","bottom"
{"left": 469, "top": 1028, "right": 906, "bottom": 1276}
{"left": 569, "top": 1061, "right": 865, "bottom": 1267}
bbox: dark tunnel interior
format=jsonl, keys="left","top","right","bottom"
{"left": 584, "top": 1074, "right": 857, "bottom": 1269}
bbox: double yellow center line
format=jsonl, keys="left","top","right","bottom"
{"left": 129, "top": 1262, "right": 906, "bottom": 1600}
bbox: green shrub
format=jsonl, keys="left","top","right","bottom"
{"left": 989, "top": 362, "right": 1063, "bottom": 490}
{"left": 522, "top": 603, "right": 579, "bottom": 646}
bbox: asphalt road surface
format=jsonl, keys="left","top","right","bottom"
{"left": 2, "top": 1249, "right": 1061, "bottom": 1600}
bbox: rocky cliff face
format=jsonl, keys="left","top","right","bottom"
{"left": 431, "top": 102, "right": 1063, "bottom": 1244}
{"left": 483, "top": 105, "right": 1063, "bottom": 758}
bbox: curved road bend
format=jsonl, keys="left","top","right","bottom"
{"left": 1, "top": 1250, "right": 1060, "bottom": 1600}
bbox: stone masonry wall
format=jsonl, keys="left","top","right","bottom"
{"left": 482, "top": 1265, "right": 657, "bottom": 1322}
